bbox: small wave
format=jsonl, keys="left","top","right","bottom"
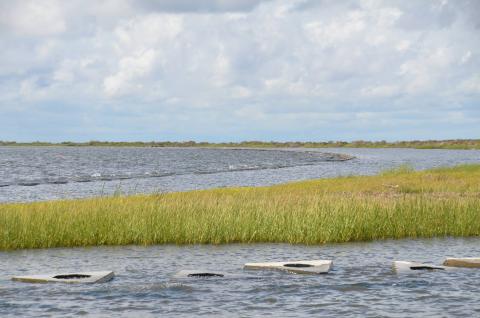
{"left": 47, "top": 179, "right": 68, "bottom": 184}
{"left": 228, "top": 164, "right": 260, "bottom": 171}
{"left": 117, "top": 176, "right": 134, "bottom": 180}
{"left": 75, "top": 178, "right": 93, "bottom": 183}
{"left": 18, "top": 182, "right": 41, "bottom": 186}
{"left": 321, "top": 153, "right": 355, "bottom": 161}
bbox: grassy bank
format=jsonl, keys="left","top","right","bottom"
{"left": 1, "top": 139, "right": 480, "bottom": 149}
{"left": 1, "top": 164, "right": 480, "bottom": 250}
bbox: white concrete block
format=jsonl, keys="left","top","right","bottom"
{"left": 12, "top": 271, "right": 115, "bottom": 284}
{"left": 443, "top": 257, "right": 480, "bottom": 268}
{"left": 393, "top": 261, "right": 452, "bottom": 273}
{"left": 244, "top": 259, "right": 332, "bottom": 274}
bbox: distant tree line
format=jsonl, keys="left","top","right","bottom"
{"left": 1, "top": 139, "right": 479, "bottom": 149}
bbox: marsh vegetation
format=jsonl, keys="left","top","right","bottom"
{"left": 1, "top": 139, "right": 480, "bottom": 149}
{"left": 1, "top": 164, "right": 479, "bottom": 250}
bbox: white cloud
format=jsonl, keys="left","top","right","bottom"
{"left": 231, "top": 86, "right": 251, "bottom": 98}
{"left": 459, "top": 75, "right": 480, "bottom": 93}
{"left": 395, "top": 40, "right": 410, "bottom": 52}
{"left": 0, "top": 0, "right": 479, "bottom": 141}
{"left": 361, "top": 85, "right": 400, "bottom": 98}
{"left": 0, "top": 0, "right": 66, "bottom": 36}
{"left": 212, "top": 48, "right": 231, "bottom": 87}
{"left": 112, "top": 14, "right": 183, "bottom": 52}
{"left": 134, "top": 0, "right": 270, "bottom": 13}
{"left": 304, "top": 10, "right": 366, "bottom": 47}
{"left": 460, "top": 50, "right": 472, "bottom": 64}
{"left": 104, "top": 49, "right": 157, "bottom": 96}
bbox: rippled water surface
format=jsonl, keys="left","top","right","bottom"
{"left": 2, "top": 238, "right": 480, "bottom": 317}
{"left": 0, "top": 147, "right": 479, "bottom": 202}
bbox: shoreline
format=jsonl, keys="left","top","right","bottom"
{"left": 1, "top": 164, "right": 479, "bottom": 250}
{"left": 1, "top": 139, "right": 480, "bottom": 150}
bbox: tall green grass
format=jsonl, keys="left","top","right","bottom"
{"left": 1, "top": 164, "right": 479, "bottom": 250}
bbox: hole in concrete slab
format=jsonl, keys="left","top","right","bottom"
{"left": 187, "top": 273, "right": 224, "bottom": 278}
{"left": 53, "top": 274, "right": 92, "bottom": 279}
{"left": 410, "top": 266, "right": 444, "bottom": 271}
{"left": 283, "top": 263, "right": 314, "bottom": 268}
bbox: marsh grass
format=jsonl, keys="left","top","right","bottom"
{"left": 380, "top": 164, "right": 415, "bottom": 176}
{"left": 1, "top": 164, "right": 479, "bottom": 250}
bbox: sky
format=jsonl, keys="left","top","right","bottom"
{"left": 0, "top": 0, "right": 479, "bottom": 142}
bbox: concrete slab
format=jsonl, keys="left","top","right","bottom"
{"left": 393, "top": 261, "right": 452, "bottom": 273}
{"left": 12, "top": 271, "right": 114, "bottom": 284}
{"left": 244, "top": 259, "right": 332, "bottom": 274}
{"left": 443, "top": 258, "right": 480, "bottom": 268}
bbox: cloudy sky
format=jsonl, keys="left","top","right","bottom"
{"left": 0, "top": 0, "right": 479, "bottom": 142}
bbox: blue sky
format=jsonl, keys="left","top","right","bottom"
{"left": 0, "top": 0, "right": 479, "bottom": 142}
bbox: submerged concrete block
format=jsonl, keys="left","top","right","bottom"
{"left": 393, "top": 261, "right": 452, "bottom": 273}
{"left": 443, "top": 258, "right": 480, "bottom": 268}
{"left": 244, "top": 259, "right": 332, "bottom": 274}
{"left": 12, "top": 271, "right": 115, "bottom": 284}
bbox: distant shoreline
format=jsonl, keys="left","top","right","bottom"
{"left": 1, "top": 139, "right": 480, "bottom": 150}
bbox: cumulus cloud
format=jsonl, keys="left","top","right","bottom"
{"left": 0, "top": 0, "right": 479, "bottom": 141}
{"left": 135, "top": 0, "right": 271, "bottom": 13}
{"left": 0, "top": 0, "right": 66, "bottom": 36}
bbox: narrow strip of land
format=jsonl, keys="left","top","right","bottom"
{"left": 1, "top": 164, "right": 479, "bottom": 250}
{"left": 1, "top": 139, "right": 480, "bottom": 149}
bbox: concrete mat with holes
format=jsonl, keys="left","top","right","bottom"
{"left": 393, "top": 261, "right": 455, "bottom": 273}
{"left": 12, "top": 271, "right": 115, "bottom": 283}
{"left": 244, "top": 260, "right": 333, "bottom": 274}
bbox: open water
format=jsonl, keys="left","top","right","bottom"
{"left": 0, "top": 146, "right": 479, "bottom": 202}
{"left": 2, "top": 238, "right": 480, "bottom": 317}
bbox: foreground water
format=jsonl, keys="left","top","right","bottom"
{"left": 1, "top": 238, "right": 480, "bottom": 317}
{"left": 0, "top": 147, "right": 479, "bottom": 202}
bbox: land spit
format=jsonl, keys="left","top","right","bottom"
{"left": 1, "top": 164, "right": 479, "bottom": 250}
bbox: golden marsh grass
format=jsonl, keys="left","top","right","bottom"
{"left": 1, "top": 164, "right": 479, "bottom": 250}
